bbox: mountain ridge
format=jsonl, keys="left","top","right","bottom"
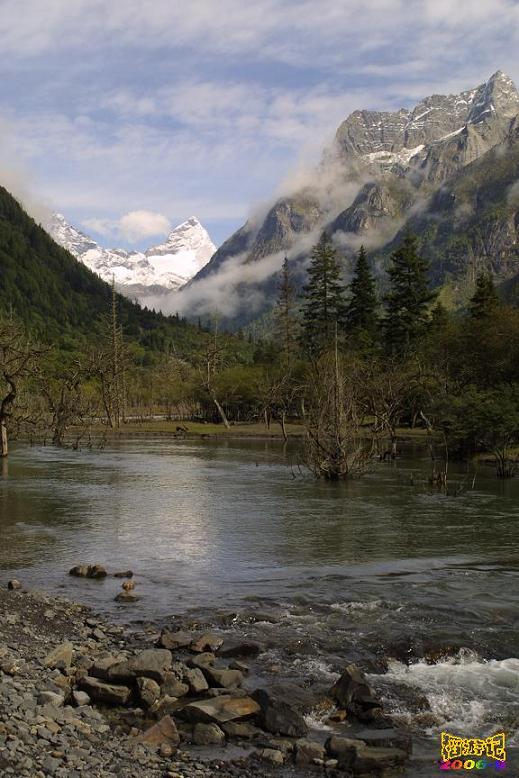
{"left": 184, "top": 70, "right": 519, "bottom": 325}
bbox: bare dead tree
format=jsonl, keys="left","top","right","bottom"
{"left": 0, "top": 316, "right": 43, "bottom": 457}
{"left": 38, "top": 360, "right": 94, "bottom": 446}
{"left": 303, "top": 328, "right": 371, "bottom": 480}
{"left": 89, "top": 283, "right": 130, "bottom": 428}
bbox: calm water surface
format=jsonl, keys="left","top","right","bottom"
{"left": 1, "top": 438, "right": 518, "bottom": 772}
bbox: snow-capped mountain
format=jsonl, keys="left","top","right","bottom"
{"left": 49, "top": 214, "right": 216, "bottom": 304}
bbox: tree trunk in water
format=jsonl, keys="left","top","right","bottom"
{"left": 213, "top": 397, "right": 231, "bottom": 429}
{"left": 1, "top": 422, "right": 8, "bottom": 458}
{"left": 279, "top": 411, "right": 288, "bottom": 442}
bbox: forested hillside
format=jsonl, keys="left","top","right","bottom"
{"left": 0, "top": 185, "right": 216, "bottom": 358}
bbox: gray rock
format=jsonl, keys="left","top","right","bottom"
{"left": 184, "top": 696, "right": 261, "bottom": 724}
{"left": 184, "top": 668, "right": 209, "bottom": 694}
{"left": 7, "top": 579, "right": 22, "bottom": 590}
{"left": 354, "top": 745, "right": 408, "bottom": 773}
{"left": 114, "top": 591, "right": 139, "bottom": 603}
{"left": 43, "top": 642, "right": 73, "bottom": 670}
{"left": 72, "top": 690, "right": 90, "bottom": 707}
{"left": 330, "top": 663, "right": 382, "bottom": 720}
{"left": 157, "top": 630, "right": 193, "bottom": 650}
{"left": 69, "top": 564, "right": 107, "bottom": 579}
{"left": 257, "top": 748, "right": 284, "bottom": 765}
{"left": 217, "top": 641, "right": 261, "bottom": 659}
{"left": 325, "top": 735, "right": 366, "bottom": 770}
{"left": 294, "top": 738, "right": 326, "bottom": 766}
{"left": 78, "top": 676, "right": 131, "bottom": 705}
{"left": 135, "top": 715, "right": 180, "bottom": 747}
{"left": 37, "top": 690, "right": 65, "bottom": 707}
{"left": 136, "top": 677, "right": 161, "bottom": 708}
{"left": 203, "top": 667, "right": 243, "bottom": 689}
{"left": 252, "top": 689, "right": 308, "bottom": 738}
{"left": 222, "top": 721, "right": 260, "bottom": 739}
{"left": 187, "top": 653, "right": 215, "bottom": 669}
{"left": 192, "top": 722, "right": 226, "bottom": 746}
{"left": 355, "top": 727, "right": 412, "bottom": 753}
{"left": 150, "top": 695, "right": 180, "bottom": 718}
{"left": 128, "top": 649, "right": 172, "bottom": 683}
{"left": 90, "top": 654, "right": 124, "bottom": 680}
{"left": 162, "top": 673, "right": 189, "bottom": 698}
{"left": 190, "top": 633, "right": 224, "bottom": 653}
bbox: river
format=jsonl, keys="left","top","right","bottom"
{"left": 1, "top": 438, "right": 518, "bottom": 774}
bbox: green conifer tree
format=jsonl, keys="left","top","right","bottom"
{"left": 276, "top": 257, "right": 299, "bottom": 367}
{"left": 301, "top": 232, "right": 346, "bottom": 355}
{"left": 469, "top": 272, "right": 500, "bottom": 319}
{"left": 345, "top": 245, "right": 378, "bottom": 347}
{"left": 384, "top": 232, "right": 436, "bottom": 355}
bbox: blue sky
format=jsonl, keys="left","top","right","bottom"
{"left": 0, "top": 0, "right": 518, "bottom": 248}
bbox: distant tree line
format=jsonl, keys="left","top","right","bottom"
{"left": 2, "top": 226, "right": 519, "bottom": 482}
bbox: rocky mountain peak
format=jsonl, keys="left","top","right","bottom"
{"left": 467, "top": 70, "right": 519, "bottom": 123}
{"left": 333, "top": 71, "right": 519, "bottom": 168}
{"left": 146, "top": 216, "right": 214, "bottom": 261}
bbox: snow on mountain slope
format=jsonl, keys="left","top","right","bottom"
{"left": 49, "top": 214, "right": 216, "bottom": 304}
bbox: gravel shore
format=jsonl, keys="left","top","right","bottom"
{"left": 0, "top": 583, "right": 410, "bottom": 777}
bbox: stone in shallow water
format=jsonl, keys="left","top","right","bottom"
{"left": 252, "top": 689, "right": 308, "bottom": 738}
{"left": 114, "top": 591, "right": 139, "bottom": 603}
{"left": 7, "top": 579, "right": 22, "bottom": 590}
{"left": 69, "top": 564, "right": 107, "bottom": 579}
{"left": 217, "top": 641, "right": 262, "bottom": 659}
{"left": 190, "top": 633, "right": 224, "bottom": 653}
{"left": 330, "top": 663, "right": 382, "bottom": 720}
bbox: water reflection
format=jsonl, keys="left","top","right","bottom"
{"left": 0, "top": 439, "right": 518, "bottom": 624}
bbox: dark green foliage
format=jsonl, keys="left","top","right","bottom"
{"left": 469, "top": 273, "right": 500, "bottom": 319}
{"left": 384, "top": 231, "right": 436, "bottom": 355}
{"left": 301, "top": 232, "right": 346, "bottom": 354}
{"left": 345, "top": 245, "right": 378, "bottom": 347}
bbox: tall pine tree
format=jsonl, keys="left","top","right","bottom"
{"left": 345, "top": 245, "right": 378, "bottom": 347}
{"left": 301, "top": 232, "right": 346, "bottom": 355}
{"left": 275, "top": 257, "right": 299, "bottom": 367}
{"left": 384, "top": 231, "right": 436, "bottom": 355}
{"left": 469, "top": 272, "right": 500, "bottom": 319}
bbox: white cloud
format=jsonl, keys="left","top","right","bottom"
{"left": 118, "top": 210, "right": 171, "bottom": 241}
{"left": 83, "top": 210, "right": 171, "bottom": 243}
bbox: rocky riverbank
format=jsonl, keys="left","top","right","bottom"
{"left": 0, "top": 583, "right": 413, "bottom": 777}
